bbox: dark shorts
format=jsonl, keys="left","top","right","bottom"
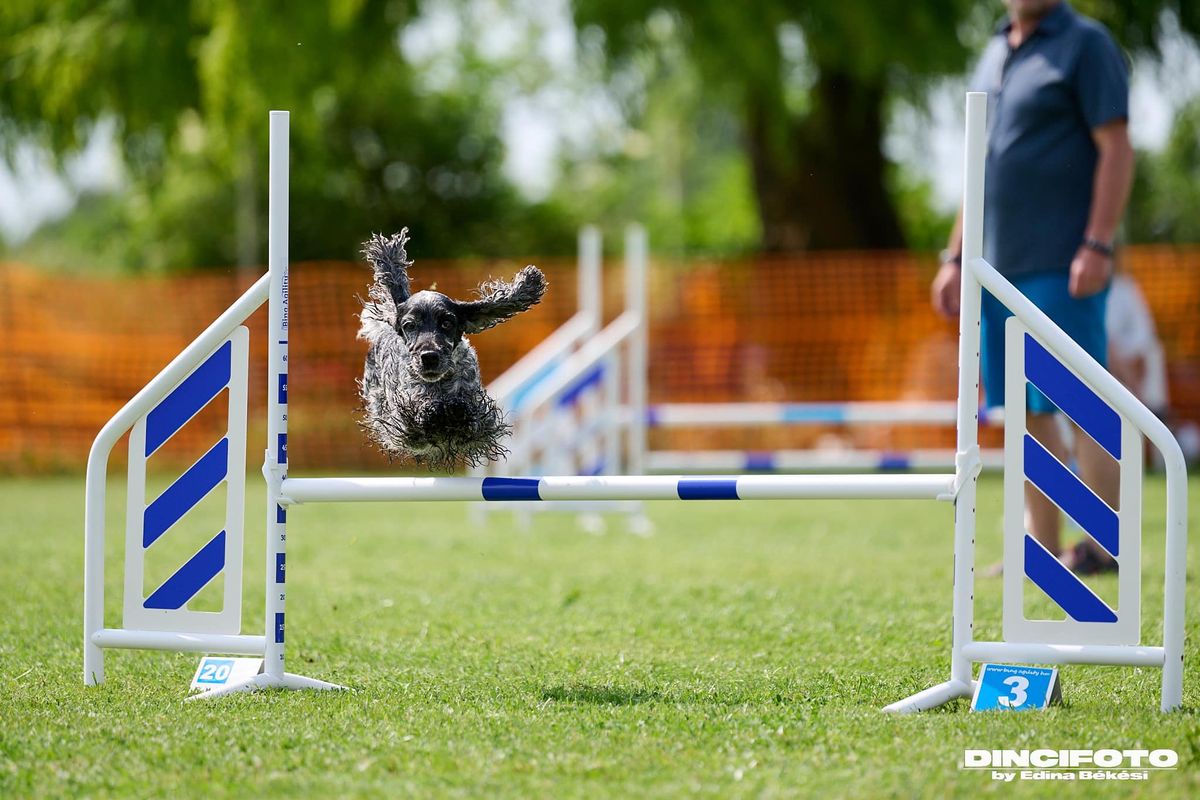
{"left": 981, "top": 271, "right": 1109, "bottom": 414}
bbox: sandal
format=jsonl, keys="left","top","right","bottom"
{"left": 1060, "top": 539, "right": 1118, "bottom": 575}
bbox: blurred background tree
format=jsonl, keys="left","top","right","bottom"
{"left": 1, "top": 0, "right": 1198, "bottom": 270}
{"left": 0, "top": 0, "right": 574, "bottom": 270}
{"left": 572, "top": 0, "right": 980, "bottom": 251}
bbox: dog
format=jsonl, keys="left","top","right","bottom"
{"left": 356, "top": 230, "right": 547, "bottom": 470}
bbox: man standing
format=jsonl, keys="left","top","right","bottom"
{"left": 931, "top": 0, "right": 1134, "bottom": 573}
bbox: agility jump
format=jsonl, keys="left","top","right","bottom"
{"left": 83, "top": 94, "right": 1187, "bottom": 711}
{"left": 479, "top": 234, "right": 1008, "bottom": 489}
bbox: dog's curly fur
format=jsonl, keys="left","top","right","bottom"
{"left": 356, "top": 230, "right": 546, "bottom": 470}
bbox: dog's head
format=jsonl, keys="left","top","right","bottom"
{"left": 393, "top": 266, "right": 547, "bottom": 383}
{"left": 361, "top": 231, "right": 547, "bottom": 383}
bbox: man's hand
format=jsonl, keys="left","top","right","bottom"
{"left": 931, "top": 261, "right": 962, "bottom": 319}
{"left": 1068, "top": 247, "right": 1112, "bottom": 298}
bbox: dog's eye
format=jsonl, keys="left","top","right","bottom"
{"left": 440, "top": 318, "right": 454, "bottom": 332}
{"left": 400, "top": 319, "right": 415, "bottom": 332}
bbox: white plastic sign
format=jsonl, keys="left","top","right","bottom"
{"left": 190, "top": 656, "right": 264, "bottom": 694}
{"left": 971, "top": 663, "right": 1061, "bottom": 711}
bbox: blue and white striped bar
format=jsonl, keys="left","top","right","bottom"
{"left": 647, "top": 402, "right": 1002, "bottom": 428}
{"left": 647, "top": 448, "right": 1006, "bottom": 473}
{"left": 281, "top": 473, "right": 956, "bottom": 504}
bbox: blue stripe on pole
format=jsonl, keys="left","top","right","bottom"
{"left": 277, "top": 433, "right": 287, "bottom": 464}
{"left": 276, "top": 553, "right": 286, "bottom": 584}
{"left": 144, "top": 340, "right": 232, "bottom": 456}
{"left": 678, "top": 479, "right": 739, "bottom": 500}
{"left": 509, "top": 359, "right": 562, "bottom": 412}
{"left": 782, "top": 404, "right": 847, "bottom": 423}
{"left": 142, "top": 531, "right": 226, "bottom": 610}
{"left": 878, "top": 453, "right": 911, "bottom": 470}
{"left": 558, "top": 364, "right": 605, "bottom": 408}
{"left": 481, "top": 477, "right": 541, "bottom": 501}
{"left": 1024, "top": 334, "right": 1121, "bottom": 460}
{"left": 1023, "top": 534, "right": 1118, "bottom": 623}
{"left": 143, "top": 438, "right": 228, "bottom": 548}
{"left": 645, "top": 406, "right": 661, "bottom": 427}
{"left": 276, "top": 504, "right": 286, "bottom": 523}
{"left": 744, "top": 452, "right": 774, "bottom": 471}
{"left": 1024, "top": 434, "right": 1119, "bottom": 557}
{"left": 275, "top": 612, "right": 285, "bottom": 644}
{"left": 278, "top": 373, "right": 288, "bottom": 404}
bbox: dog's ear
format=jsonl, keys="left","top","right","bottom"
{"left": 457, "top": 266, "right": 547, "bottom": 334}
{"left": 361, "top": 230, "right": 413, "bottom": 307}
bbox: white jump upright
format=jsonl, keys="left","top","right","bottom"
{"left": 84, "top": 97, "right": 1187, "bottom": 710}
{"left": 474, "top": 224, "right": 650, "bottom": 531}
{"left": 882, "top": 92, "right": 1188, "bottom": 713}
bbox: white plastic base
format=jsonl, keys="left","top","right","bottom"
{"left": 187, "top": 672, "right": 347, "bottom": 700}
{"left": 881, "top": 679, "right": 974, "bottom": 714}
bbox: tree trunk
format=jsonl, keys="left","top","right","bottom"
{"left": 746, "top": 69, "right": 906, "bottom": 251}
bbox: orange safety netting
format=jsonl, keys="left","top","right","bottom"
{"left": 1, "top": 246, "right": 1197, "bottom": 473}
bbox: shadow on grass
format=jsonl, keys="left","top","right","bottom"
{"left": 541, "top": 684, "right": 660, "bottom": 706}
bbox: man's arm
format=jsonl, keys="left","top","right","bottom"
{"left": 1070, "top": 119, "right": 1134, "bottom": 297}
{"left": 931, "top": 209, "right": 964, "bottom": 318}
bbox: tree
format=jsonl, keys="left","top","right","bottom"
{"left": 1128, "top": 100, "right": 1200, "bottom": 242}
{"left": 0, "top": 0, "right": 573, "bottom": 270}
{"left": 572, "top": 0, "right": 1200, "bottom": 252}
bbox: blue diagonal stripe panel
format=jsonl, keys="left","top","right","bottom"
{"left": 558, "top": 364, "right": 605, "bottom": 408}
{"left": 1024, "top": 334, "right": 1121, "bottom": 460}
{"left": 144, "top": 340, "right": 232, "bottom": 457}
{"left": 143, "top": 531, "right": 226, "bottom": 609}
{"left": 1024, "top": 535, "right": 1117, "bottom": 623}
{"left": 1024, "top": 435, "right": 1119, "bottom": 557}
{"left": 143, "top": 438, "right": 228, "bottom": 548}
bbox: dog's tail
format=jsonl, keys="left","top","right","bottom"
{"left": 361, "top": 230, "right": 413, "bottom": 307}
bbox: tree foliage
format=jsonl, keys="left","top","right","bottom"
{"left": 0, "top": 0, "right": 573, "bottom": 269}
{"left": 572, "top": 0, "right": 1200, "bottom": 251}
{"left": 1128, "top": 100, "right": 1200, "bottom": 242}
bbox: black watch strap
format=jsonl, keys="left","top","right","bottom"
{"left": 1082, "top": 238, "right": 1115, "bottom": 257}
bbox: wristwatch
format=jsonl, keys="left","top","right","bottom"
{"left": 939, "top": 249, "right": 962, "bottom": 266}
{"left": 1082, "top": 238, "right": 1115, "bottom": 258}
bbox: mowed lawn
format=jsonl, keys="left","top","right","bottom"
{"left": 1, "top": 474, "right": 1198, "bottom": 798}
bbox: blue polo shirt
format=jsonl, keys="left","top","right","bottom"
{"left": 969, "top": 1, "right": 1128, "bottom": 277}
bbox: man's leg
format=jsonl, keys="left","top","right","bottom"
{"left": 1025, "top": 412, "right": 1068, "bottom": 554}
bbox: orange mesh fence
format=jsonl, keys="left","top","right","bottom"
{"left": 1, "top": 247, "right": 1197, "bottom": 473}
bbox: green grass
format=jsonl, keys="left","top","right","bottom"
{"left": 1, "top": 474, "right": 1199, "bottom": 798}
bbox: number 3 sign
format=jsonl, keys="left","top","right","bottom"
{"left": 971, "top": 664, "right": 1061, "bottom": 712}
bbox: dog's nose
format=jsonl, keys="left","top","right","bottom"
{"left": 420, "top": 352, "right": 441, "bottom": 369}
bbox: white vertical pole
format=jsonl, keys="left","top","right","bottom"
{"left": 1160, "top": 446, "right": 1188, "bottom": 710}
{"left": 580, "top": 225, "right": 612, "bottom": 474}
{"left": 604, "top": 352, "right": 620, "bottom": 475}
{"left": 579, "top": 225, "right": 602, "bottom": 335}
{"left": 951, "top": 92, "right": 987, "bottom": 689}
{"left": 264, "top": 110, "right": 290, "bottom": 680}
{"left": 624, "top": 224, "right": 648, "bottom": 476}
{"left": 83, "top": 470, "right": 106, "bottom": 685}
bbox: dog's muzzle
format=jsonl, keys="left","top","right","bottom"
{"left": 416, "top": 351, "right": 445, "bottom": 381}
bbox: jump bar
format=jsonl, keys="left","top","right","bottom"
{"left": 281, "top": 473, "right": 956, "bottom": 504}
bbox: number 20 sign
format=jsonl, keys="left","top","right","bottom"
{"left": 971, "top": 664, "right": 1061, "bottom": 712}
{"left": 189, "top": 656, "right": 264, "bottom": 694}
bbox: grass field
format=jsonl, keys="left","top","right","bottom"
{"left": 2, "top": 473, "right": 1198, "bottom": 798}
